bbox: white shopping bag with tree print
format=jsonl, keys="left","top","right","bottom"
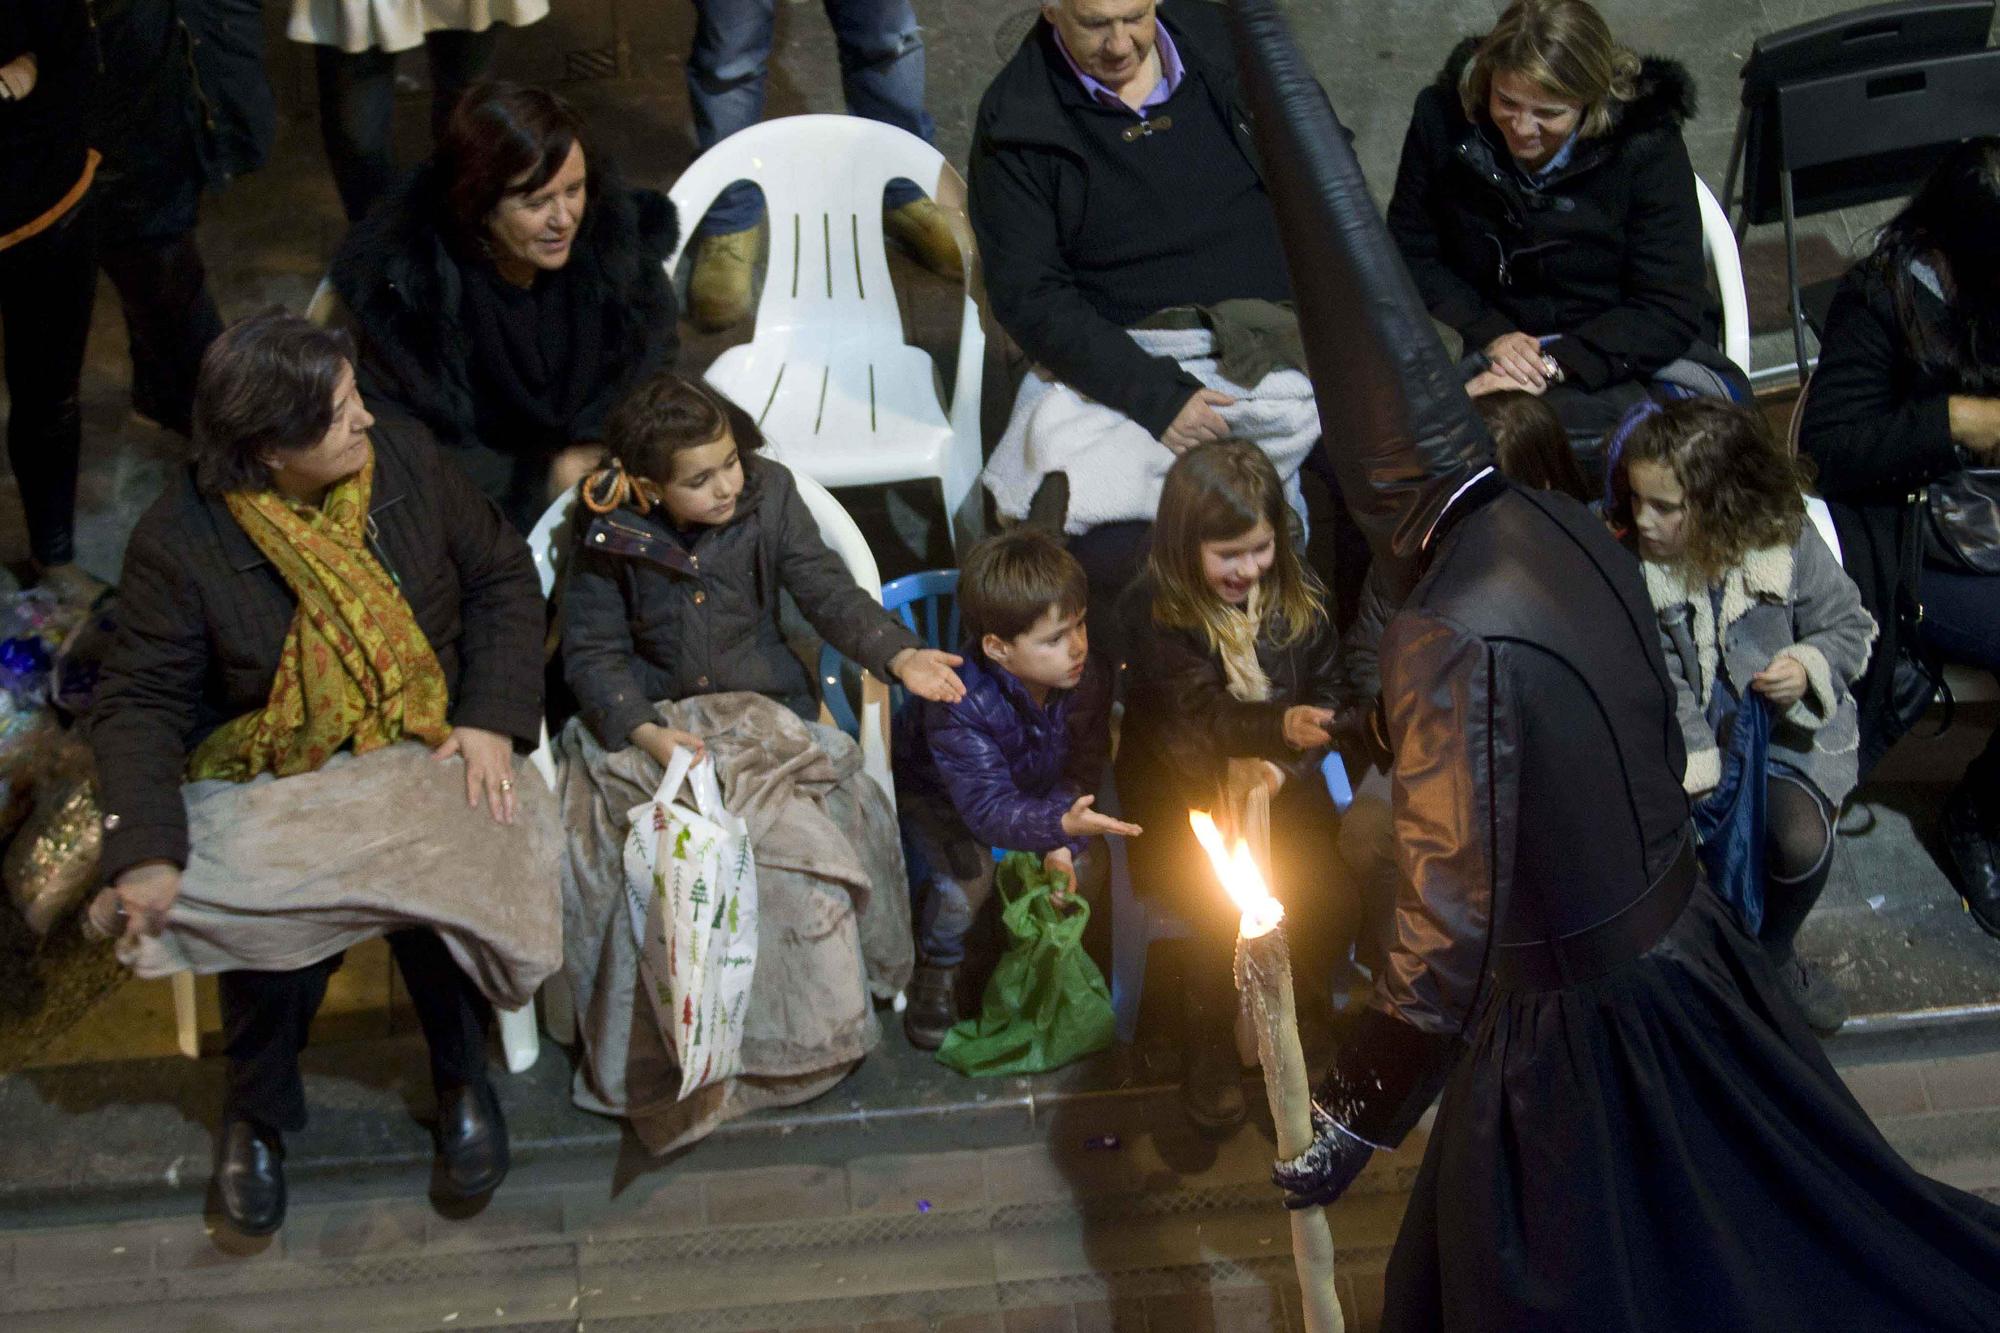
{"left": 623, "top": 745, "right": 759, "bottom": 1100}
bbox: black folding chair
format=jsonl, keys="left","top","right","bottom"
{"left": 1721, "top": 2, "right": 1999, "bottom": 370}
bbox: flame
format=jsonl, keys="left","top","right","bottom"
{"left": 1189, "top": 810, "right": 1285, "bottom": 939}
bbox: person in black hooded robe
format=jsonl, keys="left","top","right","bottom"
{"left": 1222, "top": 2, "right": 2000, "bottom": 1329}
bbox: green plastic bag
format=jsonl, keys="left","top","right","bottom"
{"left": 936, "top": 852, "right": 1116, "bottom": 1076}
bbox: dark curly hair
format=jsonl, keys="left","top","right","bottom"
{"left": 1611, "top": 399, "right": 1809, "bottom": 581}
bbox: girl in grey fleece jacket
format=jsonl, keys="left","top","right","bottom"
{"left": 1613, "top": 400, "right": 1876, "bottom": 1031}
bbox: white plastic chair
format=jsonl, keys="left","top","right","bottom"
{"left": 664, "top": 114, "right": 989, "bottom": 556}
{"left": 1694, "top": 173, "right": 1752, "bottom": 378}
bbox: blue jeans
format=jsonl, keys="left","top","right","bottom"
{"left": 903, "top": 793, "right": 996, "bottom": 968}
{"left": 687, "top": 0, "right": 934, "bottom": 235}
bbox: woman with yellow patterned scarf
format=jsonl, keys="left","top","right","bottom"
{"left": 85, "top": 312, "right": 560, "bottom": 1238}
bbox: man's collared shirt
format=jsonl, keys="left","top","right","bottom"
{"left": 1053, "top": 21, "right": 1185, "bottom": 114}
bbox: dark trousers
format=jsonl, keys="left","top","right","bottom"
{"left": 1919, "top": 564, "right": 2000, "bottom": 816}
{"left": 0, "top": 201, "right": 98, "bottom": 567}
{"left": 314, "top": 30, "right": 499, "bottom": 223}
{"left": 219, "top": 928, "right": 491, "bottom": 1134}
{"left": 101, "top": 230, "right": 223, "bottom": 438}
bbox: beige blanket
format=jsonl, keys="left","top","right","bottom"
{"left": 557, "top": 691, "right": 912, "bottom": 1155}
{"left": 120, "top": 742, "right": 564, "bottom": 1010}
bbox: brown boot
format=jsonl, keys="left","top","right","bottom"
{"left": 883, "top": 199, "right": 963, "bottom": 280}
{"left": 689, "top": 226, "right": 761, "bottom": 331}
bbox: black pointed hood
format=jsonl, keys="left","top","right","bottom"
{"left": 1226, "top": 0, "right": 1493, "bottom": 594}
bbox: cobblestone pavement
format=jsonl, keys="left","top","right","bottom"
{"left": 4, "top": 1034, "right": 1999, "bottom": 1331}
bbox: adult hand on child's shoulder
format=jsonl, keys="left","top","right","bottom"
{"left": 1059, "top": 793, "right": 1142, "bottom": 840}
{"left": 1161, "top": 388, "right": 1236, "bottom": 455}
{"left": 891, "top": 647, "right": 966, "bottom": 703}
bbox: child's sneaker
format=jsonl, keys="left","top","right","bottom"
{"left": 903, "top": 963, "right": 959, "bottom": 1050}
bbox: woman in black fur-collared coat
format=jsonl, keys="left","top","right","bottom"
{"left": 331, "top": 82, "right": 679, "bottom": 531}
{"left": 1387, "top": 1, "right": 1744, "bottom": 457}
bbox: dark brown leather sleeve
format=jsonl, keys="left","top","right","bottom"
{"left": 1318, "top": 606, "right": 1518, "bottom": 1147}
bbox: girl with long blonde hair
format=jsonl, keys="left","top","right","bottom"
{"left": 1114, "top": 441, "right": 1358, "bottom": 1134}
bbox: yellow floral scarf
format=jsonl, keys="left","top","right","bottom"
{"left": 186, "top": 450, "right": 453, "bottom": 782}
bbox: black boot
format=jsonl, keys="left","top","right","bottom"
{"left": 903, "top": 963, "right": 958, "bottom": 1051}
{"left": 215, "top": 1120, "right": 286, "bottom": 1236}
{"left": 1180, "top": 978, "right": 1247, "bottom": 1137}
{"left": 435, "top": 1080, "right": 509, "bottom": 1199}
{"left": 1943, "top": 782, "right": 2000, "bottom": 941}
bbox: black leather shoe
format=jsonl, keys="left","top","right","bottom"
{"left": 902, "top": 964, "right": 958, "bottom": 1051}
{"left": 435, "top": 1080, "right": 509, "bottom": 1199}
{"left": 1943, "top": 785, "right": 2000, "bottom": 941}
{"left": 215, "top": 1121, "right": 286, "bottom": 1236}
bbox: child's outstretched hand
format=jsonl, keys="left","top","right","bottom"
{"left": 1044, "top": 845, "right": 1076, "bottom": 907}
{"left": 1751, "top": 655, "right": 1809, "bottom": 709}
{"left": 1282, "top": 705, "right": 1336, "bottom": 750}
{"left": 890, "top": 647, "right": 967, "bottom": 703}
{"left": 1059, "top": 794, "right": 1142, "bottom": 840}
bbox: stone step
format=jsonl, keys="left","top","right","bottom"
{"left": 6, "top": 1035, "right": 2000, "bottom": 1332}
{"left": 0, "top": 1105, "right": 1418, "bottom": 1332}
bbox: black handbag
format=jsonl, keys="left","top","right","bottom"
{"left": 1923, "top": 468, "right": 2000, "bottom": 575}
{"left": 1892, "top": 494, "right": 1955, "bottom": 743}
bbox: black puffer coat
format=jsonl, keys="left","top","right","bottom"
{"left": 559, "top": 457, "right": 921, "bottom": 749}
{"left": 1386, "top": 39, "right": 1716, "bottom": 392}
{"left": 894, "top": 649, "right": 1112, "bottom": 857}
{"left": 330, "top": 158, "right": 679, "bottom": 464}
{"left": 87, "top": 406, "right": 545, "bottom": 882}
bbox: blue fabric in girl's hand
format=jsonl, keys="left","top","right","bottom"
{"left": 1693, "top": 691, "right": 1772, "bottom": 934}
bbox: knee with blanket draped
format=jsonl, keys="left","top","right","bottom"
{"left": 555, "top": 691, "right": 913, "bottom": 1155}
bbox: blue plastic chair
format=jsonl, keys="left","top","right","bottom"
{"left": 820, "top": 569, "right": 960, "bottom": 735}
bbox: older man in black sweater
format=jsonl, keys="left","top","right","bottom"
{"left": 972, "top": 0, "right": 1293, "bottom": 445}
{"left": 971, "top": 0, "right": 1318, "bottom": 642}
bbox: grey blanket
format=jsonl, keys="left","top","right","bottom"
{"left": 556, "top": 691, "right": 912, "bottom": 1155}
{"left": 121, "top": 742, "right": 564, "bottom": 1010}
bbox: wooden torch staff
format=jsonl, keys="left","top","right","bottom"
{"left": 1195, "top": 776, "right": 1344, "bottom": 1333}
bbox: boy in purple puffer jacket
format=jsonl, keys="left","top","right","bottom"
{"left": 894, "top": 530, "right": 1141, "bottom": 1049}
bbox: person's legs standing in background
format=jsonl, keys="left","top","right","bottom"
{"left": 314, "top": 44, "right": 399, "bottom": 224}
{"left": 685, "top": 0, "right": 956, "bottom": 330}
{"left": 824, "top": 0, "right": 958, "bottom": 277}
{"left": 1919, "top": 566, "right": 2000, "bottom": 936}
{"left": 100, "top": 230, "right": 223, "bottom": 437}
{"left": 315, "top": 27, "right": 500, "bottom": 225}
{"left": 685, "top": 0, "right": 779, "bottom": 330}
{"left": 0, "top": 199, "right": 98, "bottom": 601}
{"left": 422, "top": 27, "right": 500, "bottom": 141}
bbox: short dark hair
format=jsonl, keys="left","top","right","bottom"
{"left": 959, "top": 528, "right": 1088, "bottom": 645}
{"left": 1476, "top": 390, "right": 1591, "bottom": 502}
{"left": 191, "top": 310, "right": 355, "bottom": 495}
{"left": 603, "top": 371, "right": 763, "bottom": 484}
{"left": 435, "top": 82, "right": 590, "bottom": 254}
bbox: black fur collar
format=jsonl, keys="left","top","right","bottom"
{"left": 329, "top": 157, "right": 679, "bottom": 447}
